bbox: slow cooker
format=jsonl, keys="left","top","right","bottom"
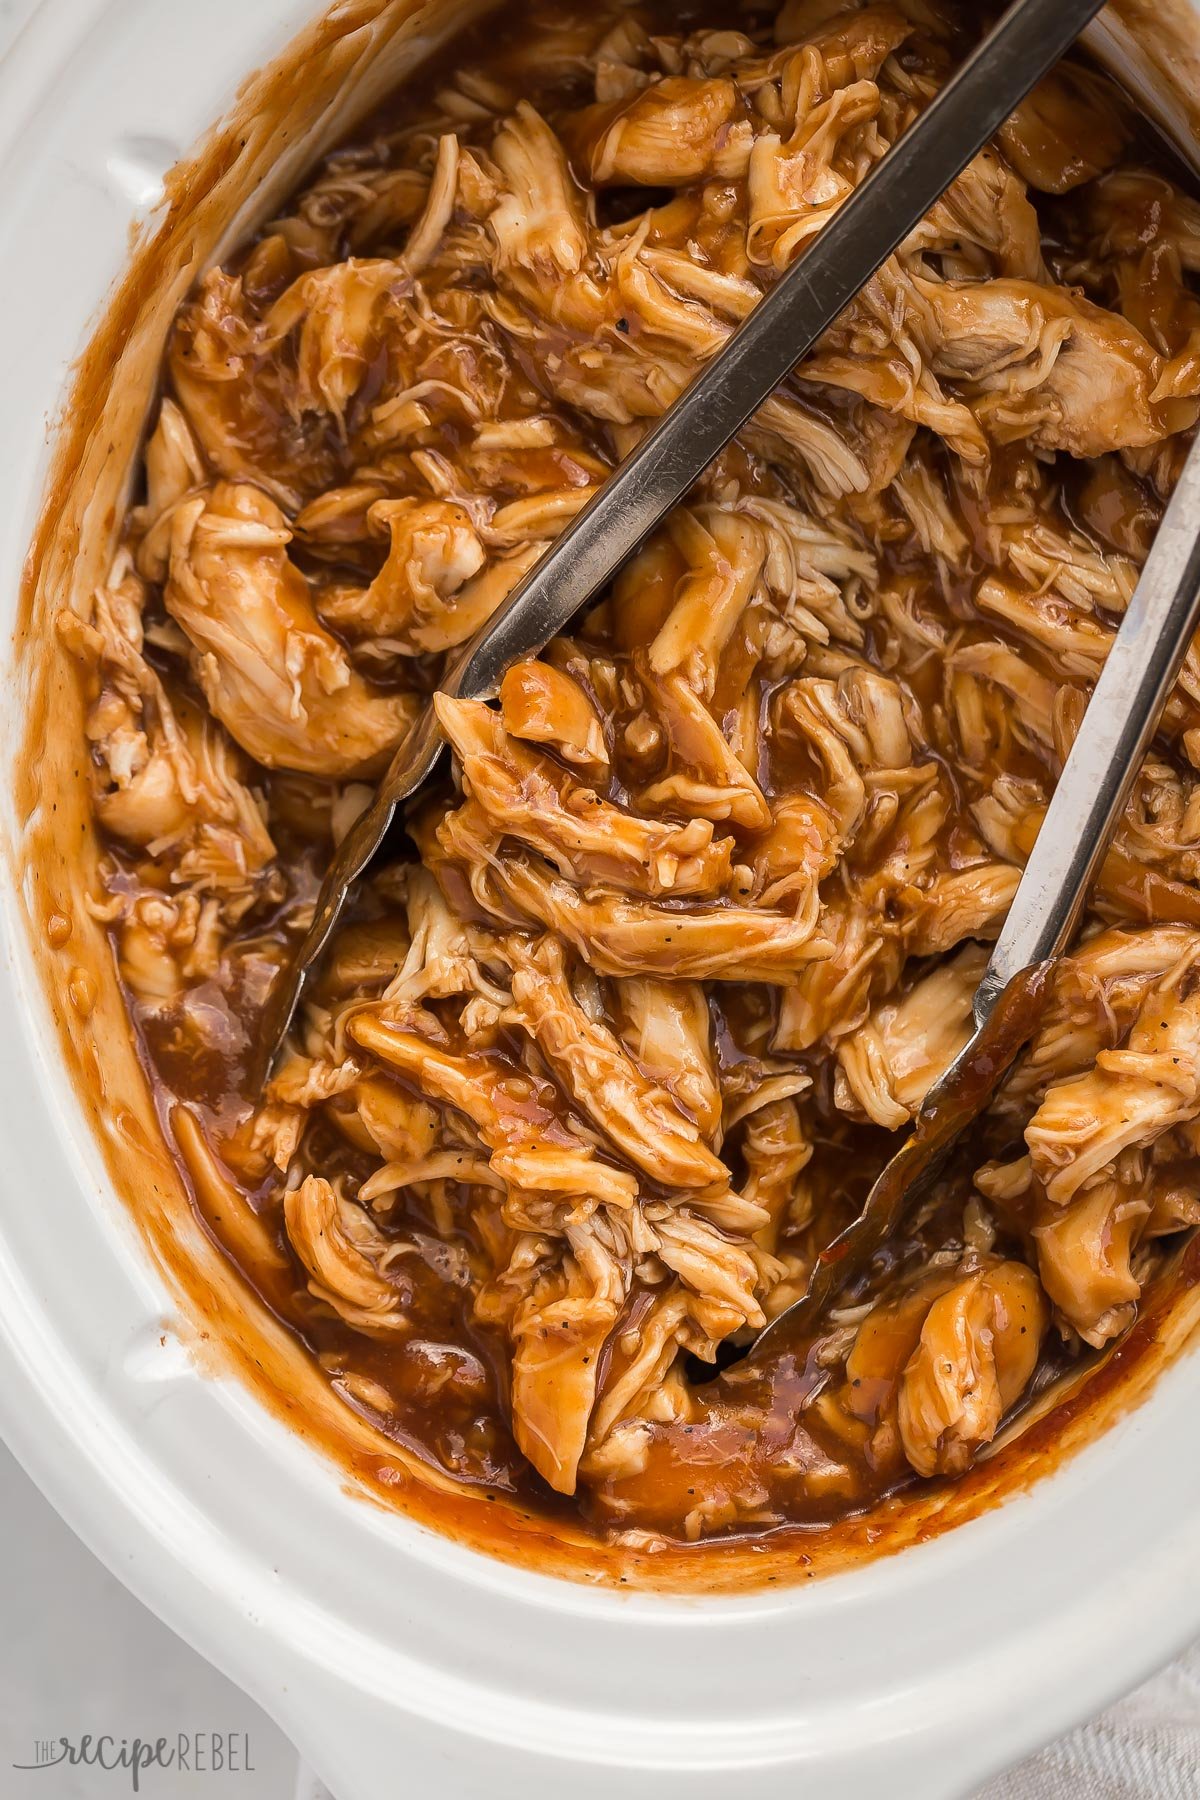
{"left": 4, "top": 3, "right": 1200, "bottom": 1794}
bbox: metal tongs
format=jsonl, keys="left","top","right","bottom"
{"left": 257, "top": 0, "right": 1200, "bottom": 1346}
{"left": 259, "top": 0, "right": 1108, "bottom": 1080}
{"left": 752, "top": 428, "right": 1200, "bottom": 1356}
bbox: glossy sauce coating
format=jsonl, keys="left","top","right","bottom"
{"left": 69, "top": 0, "right": 1200, "bottom": 1552}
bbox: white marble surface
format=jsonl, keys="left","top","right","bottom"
{"left": 0, "top": 3, "right": 1194, "bottom": 1797}
{"left": 0, "top": 1444, "right": 296, "bottom": 1799}
{"left": 0, "top": 0, "right": 37, "bottom": 40}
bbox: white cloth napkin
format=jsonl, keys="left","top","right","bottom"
{"left": 299, "top": 1652, "right": 1200, "bottom": 1800}
{"left": 978, "top": 1643, "right": 1200, "bottom": 1798}
{"left": 292, "top": 1655, "right": 1200, "bottom": 1800}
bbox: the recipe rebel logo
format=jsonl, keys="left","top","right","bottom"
{"left": 12, "top": 1733, "right": 256, "bottom": 1791}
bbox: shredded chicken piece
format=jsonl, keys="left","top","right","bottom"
{"left": 587, "top": 1287, "right": 696, "bottom": 1447}
{"left": 904, "top": 864, "right": 1021, "bottom": 957}
{"left": 505, "top": 938, "right": 728, "bottom": 1188}
{"left": 1025, "top": 953, "right": 1200, "bottom": 1206}
{"left": 646, "top": 509, "right": 767, "bottom": 697}
{"left": 775, "top": 664, "right": 918, "bottom": 854}
{"left": 574, "top": 76, "right": 748, "bottom": 185}
{"left": 835, "top": 947, "right": 986, "bottom": 1128}
{"left": 636, "top": 666, "right": 772, "bottom": 831}
{"left": 510, "top": 1278, "right": 619, "bottom": 1493}
{"left": 1034, "top": 1168, "right": 1151, "bottom": 1346}
{"left": 264, "top": 258, "right": 410, "bottom": 419}
{"left": 997, "top": 64, "right": 1128, "bottom": 194}
{"left": 435, "top": 693, "right": 735, "bottom": 897}
{"left": 317, "top": 498, "right": 486, "bottom": 644}
{"left": 430, "top": 825, "right": 827, "bottom": 978}
{"left": 167, "top": 484, "right": 416, "bottom": 774}
{"left": 613, "top": 977, "right": 722, "bottom": 1140}
{"left": 898, "top": 1261, "right": 1048, "bottom": 1477}
{"left": 284, "top": 1176, "right": 411, "bottom": 1332}
{"left": 499, "top": 661, "right": 609, "bottom": 776}
{"left": 917, "top": 277, "right": 1200, "bottom": 455}
{"left": 60, "top": 559, "right": 275, "bottom": 900}
{"left": 349, "top": 1012, "right": 639, "bottom": 1210}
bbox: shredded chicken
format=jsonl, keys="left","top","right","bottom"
{"left": 897, "top": 1261, "right": 1048, "bottom": 1477}
{"left": 76, "top": 0, "right": 1200, "bottom": 1548}
{"left": 284, "top": 1175, "right": 412, "bottom": 1332}
{"left": 166, "top": 483, "right": 417, "bottom": 774}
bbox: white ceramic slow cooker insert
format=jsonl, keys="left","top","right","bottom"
{"left": 5, "top": 3, "right": 1200, "bottom": 1795}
